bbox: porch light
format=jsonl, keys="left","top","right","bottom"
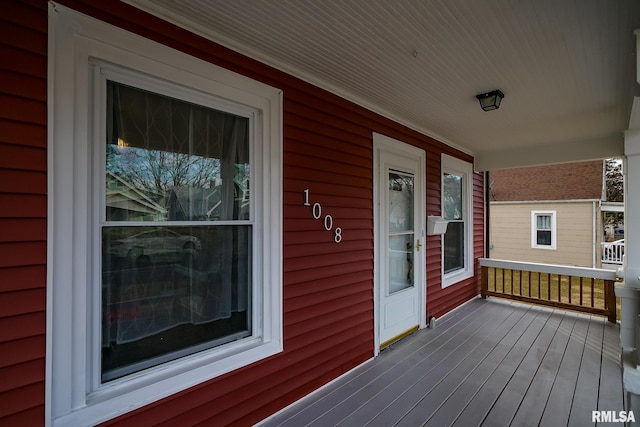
{"left": 476, "top": 90, "right": 504, "bottom": 111}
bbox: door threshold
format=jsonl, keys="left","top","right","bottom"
{"left": 380, "top": 325, "right": 419, "bottom": 350}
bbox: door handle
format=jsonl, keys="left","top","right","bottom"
{"left": 416, "top": 239, "right": 422, "bottom": 251}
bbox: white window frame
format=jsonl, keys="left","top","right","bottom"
{"left": 441, "top": 154, "right": 474, "bottom": 288}
{"left": 47, "top": 5, "right": 282, "bottom": 426}
{"left": 531, "top": 210, "right": 557, "bottom": 250}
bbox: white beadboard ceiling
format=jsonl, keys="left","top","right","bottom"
{"left": 128, "top": 0, "right": 640, "bottom": 170}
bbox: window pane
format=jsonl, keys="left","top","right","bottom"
{"left": 537, "top": 230, "right": 552, "bottom": 246}
{"left": 106, "top": 81, "right": 250, "bottom": 221}
{"left": 444, "top": 222, "right": 464, "bottom": 273}
{"left": 443, "top": 173, "right": 463, "bottom": 220}
{"left": 537, "top": 215, "right": 551, "bottom": 230}
{"left": 101, "top": 225, "right": 251, "bottom": 381}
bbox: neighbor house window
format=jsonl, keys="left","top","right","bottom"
{"left": 48, "top": 7, "right": 282, "bottom": 426}
{"left": 532, "top": 211, "right": 557, "bottom": 249}
{"left": 441, "top": 154, "right": 474, "bottom": 287}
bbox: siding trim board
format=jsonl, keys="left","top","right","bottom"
{"left": 491, "top": 199, "right": 601, "bottom": 205}
{"left": 0, "top": 0, "right": 482, "bottom": 425}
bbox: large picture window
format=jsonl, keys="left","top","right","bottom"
{"left": 48, "top": 7, "right": 282, "bottom": 426}
{"left": 441, "top": 154, "right": 474, "bottom": 287}
{"left": 102, "top": 81, "right": 253, "bottom": 381}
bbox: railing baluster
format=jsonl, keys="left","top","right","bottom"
{"left": 590, "top": 278, "right": 595, "bottom": 308}
{"left": 481, "top": 266, "right": 488, "bottom": 298}
{"left": 518, "top": 270, "right": 522, "bottom": 296}
{"left": 558, "top": 275, "right": 562, "bottom": 303}
{"left": 605, "top": 280, "right": 616, "bottom": 322}
{"left": 579, "top": 277, "right": 583, "bottom": 306}
{"left": 509, "top": 270, "right": 514, "bottom": 295}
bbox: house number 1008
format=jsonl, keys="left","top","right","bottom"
{"left": 303, "top": 189, "right": 342, "bottom": 243}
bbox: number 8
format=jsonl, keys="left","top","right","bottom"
{"left": 334, "top": 227, "right": 342, "bottom": 243}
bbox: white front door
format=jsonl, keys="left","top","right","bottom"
{"left": 374, "top": 133, "right": 426, "bottom": 350}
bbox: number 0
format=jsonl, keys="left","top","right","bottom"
{"left": 312, "top": 203, "right": 322, "bottom": 219}
{"left": 324, "top": 215, "right": 333, "bottom": 231}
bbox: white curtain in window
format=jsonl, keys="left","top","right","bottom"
{"left": 105, "top": 82, "right": 250, "bottom": 344}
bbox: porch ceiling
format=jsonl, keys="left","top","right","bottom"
{"left": 129, "top": 0, "right": 640, "bottom": 170}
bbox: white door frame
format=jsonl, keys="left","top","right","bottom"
{"left": 373, "top": 132, "right": 427, "bottom": 355}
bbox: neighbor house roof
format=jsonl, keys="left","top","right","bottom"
{"left": 490, "top": 160, "right": 605, "bottom": 202}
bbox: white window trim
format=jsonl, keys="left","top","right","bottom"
{"left": 531, "top": 210, "right": 557, "bottom": 250}
{"left": 46, "top": 5, "right": 282, "bottom": 426}
{"left": 441, "top": 154, "right": 474, "bottom": 288}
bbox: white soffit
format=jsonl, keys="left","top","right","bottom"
{"left": 128, "top": 0, "right": 640, "bottom": 170}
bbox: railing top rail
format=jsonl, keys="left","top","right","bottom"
{"left": 479, "top": 258, "right": 617, "bottom": 280}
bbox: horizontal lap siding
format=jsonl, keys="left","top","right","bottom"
{"left": 490, "top": 202, "right": 594, "bottom": 266}
{"left": 1, "top": 1, "right": 48, "bottom": 425}
{"left": 24, "top": 0, "right": 487, "bottom": 425}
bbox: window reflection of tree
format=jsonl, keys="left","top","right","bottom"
{"left": 443, "top": 173, "right": 463, "bottom": 220}
{"left": 106, "top": 81, "right": 250, "bottom": 222}
{"left": 102, "top": 81, "right": 253, "bottom": 381}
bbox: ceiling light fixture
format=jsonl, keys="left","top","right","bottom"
{"left": 476, "top": 90, "right": 504, "bottom": 111}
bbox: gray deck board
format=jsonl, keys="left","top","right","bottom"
{"left": 259, "top": 299, "right": 623, "bottom": 427}
{"left": 365, "top": 303, "right": 518, "bottom": 427}
{"left": 272, "top": 299, "right": 487, "bottom": 426}
{"left": 423, "top": 304, "right": 539, "bottom": 427}
{"left": 568, "top": 317, "right": 605, "bottom": 427}
{"left": 343, "top": 300, "right": 510, "bottom": 426}
{"left": 508, "top": 312, "right": 577, "bottom": 427}
{"left": 452, "top": 307, "right": 553, "bottom": 427}
{"left": 538, "top": 310, "right": 590, "bottom": 427}
{"left": 392, "top": 305, "right": 531, "bottom": 427}
{"left": 598, "top": 321, "right": 625, "bottom": 413}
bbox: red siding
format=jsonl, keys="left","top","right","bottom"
{"left": 2, "top": 0, "right": 485, "bottom": 425}
{"left": 0, "top": 1, "right": 48, "bottom": 425}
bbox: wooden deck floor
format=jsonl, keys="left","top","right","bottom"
{"left": 261, "top": 298, "right": 623, "bottom": 427}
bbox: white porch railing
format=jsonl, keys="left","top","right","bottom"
{"left": 602, "top": 239, "right": 625, "bottom": 265}
{"left": 479, "top": 258, "right": 617, "bottom": 322}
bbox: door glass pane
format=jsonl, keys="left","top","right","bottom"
{"left": 389, "top": 234, "right": 414, "bottom": 293}
{"left": 388, "top": 171, "right": 414, "bottom": 294}
{"left": 389, "top": 172, "right": 414, "bottom": 232}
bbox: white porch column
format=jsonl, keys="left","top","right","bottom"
{"left": 618, "top": 129, "right": 640, "bottom": 347}
{"left": 619, "top": 122, "right": 640, "bottom": 419}
{"left": 617, "top": 29, "right": 640, "bottom": 419}
{"left": 624, "top": 129, "right": 640, "bottom": 288}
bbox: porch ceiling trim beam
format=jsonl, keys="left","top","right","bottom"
{"left": 474, "top": 135, "right": 624, "bottom": 171}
